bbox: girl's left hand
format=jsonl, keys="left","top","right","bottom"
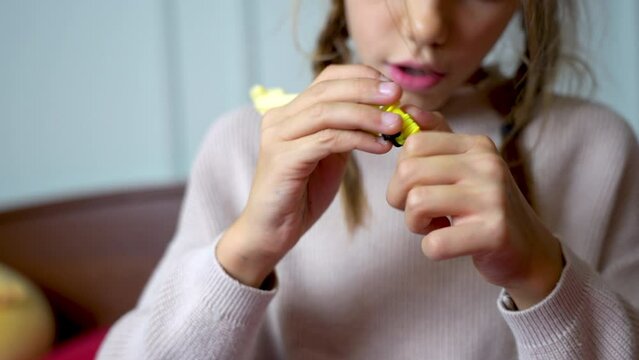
{"left": 386, "top": 106, "right": 564, "bottom": 310}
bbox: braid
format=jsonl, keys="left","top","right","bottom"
{"left": 312, "top": 0, "right": 350, "bottom": 75}
{"left": 489, "top": 63, "right": 534, "bottom": 206}
{"left": 489, "top": 0, "right": 563, "bottom": 207}
{"left": 313, "top": 0, "right": 368, "bottom": 232}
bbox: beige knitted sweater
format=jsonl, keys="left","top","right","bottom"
{"left": 98, "top": 92, "right": 639, "bottom": 359}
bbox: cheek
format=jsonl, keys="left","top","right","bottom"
{"left": 348, "top": 25, "right": 378, "bottom": 60}
{"left": 450, "top": 3, "right": 518, "bottom": 66}
{"left": 453, "top": 19, "right": 513, "bottom": 70}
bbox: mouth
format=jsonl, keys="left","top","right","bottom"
{"left": 397, "top": 65, "right": 429, "bottom": 76}
{"left": 387, "top": 62, "right": 446, "bottom": 92}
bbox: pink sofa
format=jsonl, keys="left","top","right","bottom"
{"left": 0, "top": 184, "right": 185, "bottom": 358}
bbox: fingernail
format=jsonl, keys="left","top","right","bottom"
{"left": 378, "top": 82, "right": 397, "bottom": 96}
{"left": 381, "top": 111, "right": 400, "bottom": 128}
{"left": 376, "top": 136, "right": 390, "bottom": 145}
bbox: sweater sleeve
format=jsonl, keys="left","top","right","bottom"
{"left": 498, "top": 123, "right": 639, "bottom": 359}
{"left": 96, "top": 107, "right": 276, "bottom": 360}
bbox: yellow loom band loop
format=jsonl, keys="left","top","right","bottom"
{"left": 249, "top": 85, "right": 421, "bottom": 147}
{"left": 250, "top": 85, "right": 298, "bottom": 115}
{"left": 378, "top": 104, "right": 421, "bottom": 147}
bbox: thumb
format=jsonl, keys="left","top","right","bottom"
{"left": 403, "top": 105, "right": 453, "bottom": 133}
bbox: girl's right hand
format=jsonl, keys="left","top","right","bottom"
{"left": 216, "top": 64, "right": 403, "bottom": 287}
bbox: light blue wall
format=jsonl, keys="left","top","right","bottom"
{"left": 585, "top": 1, "right": 639, "bottom": 128}
{"left": 0, "top": 0, "right": 326, "bottom": 208}
{"left": 173, "top": 1, "right": 328, "bottom": 174}
{"left": 0, "top": 1, "right": 637, "bottom": 209}
{"left": 1, "top": 1, "right": 176, "bottom": 207}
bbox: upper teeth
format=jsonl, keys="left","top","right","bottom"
{"left": 403, "top": 67, "right": 426, "bottom": 76}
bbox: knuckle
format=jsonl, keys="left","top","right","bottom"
{"left": 386, "top": 181, "right": 404, "bottom": 210}
{"left": 476, "top": 153, "right": 507, "bottom": 182}
{"left": 316, "top": 64, "right": 339, "bottom": 81}
{"left": 260, "top": 118, "right": 278, "bottom": 138}
{"left": 308, "top": 102, "right": 328, "bottom": 121}
{"left": 395, "top": 159, "right": 415, "bottom": 184}
{"left": 316, "top": 128, "right": 338, "bottom": 147}
{"left": 404, "top": 198, "right": 430, "bottom": 233}
{"left": 402, "top": 134, "right": 421, "bottom": 156}
{"left": 261, "top": 108, "right": 280, "bottom": 127}
{"left": 360, "top": 64, "right": 381, "bottom": 77}
{"left": 325, "top": 64, "right": 339, "bottom": 73}
{"left": 405, "top": 214, "right": 421, "bottom": 233}
{"left": 385, "top": 190, "right": 399, "bottom": 209}
{"left": 261, "top": 119, "right": 286, "bottom": 143}
{"left": 422, "top": 234, "right": 446, "bottom": 260}
{"left": 472, "top": 135, "right": 498, "bottom": 151}
{"left": 405, "top": 187, "right": 426, "bottom": 212}
{"left": 308, "top": 81, "right": 329, "bottom": 100}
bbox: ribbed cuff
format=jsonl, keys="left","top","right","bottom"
{"left": 192, "top": 234, "right": 277, "bottom": 326}
{"left": 498, "top": 246, "right": 591, "bottom": 350}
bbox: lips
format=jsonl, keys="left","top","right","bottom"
{"left": 387, "top": 62, "right": 445, "bottom": 92}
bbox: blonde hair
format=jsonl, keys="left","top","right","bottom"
{"left": 311, "top": 0, "right": 581, "bottom": 231}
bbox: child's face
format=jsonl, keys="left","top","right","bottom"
{"left": 345, "top": 0, "right": 518, "bottom": 110}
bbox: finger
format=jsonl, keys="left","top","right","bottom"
{"left": 274, "top": 102, "right": 403, "bottom": 141}
{"left": 421, "top": 223, "right": 494, "bottom": 261}
{"left": 261, "top": 64, "right": 398, "bottom": 122}
{"left": 289, "top": 128, "right": 393, "bottom": 165}
{"left": 388, "top": 155, "right": 467, "bottom": 199}
{"left": 403, "top": 105, "right": 452, "bottom": 132}
{"left": 399, "top": 185, "right": 478, "bottom": 233}
{"left": 278, "top": 78, "right": 402, "bottom": 120}
{"left": 398, "top": 132, "right": 486, "bottom": 162}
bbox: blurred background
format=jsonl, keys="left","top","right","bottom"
{"left": 1, "top": 0, "right": 638, "bottom": 209}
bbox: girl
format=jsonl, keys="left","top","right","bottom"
{"left": 98, "top": 0, "right": 639, "bottom": 359}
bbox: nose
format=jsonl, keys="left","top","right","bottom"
{"left": 401, "top": 0, "right": 449, "bottom": 50}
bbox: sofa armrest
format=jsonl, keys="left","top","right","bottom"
{"left": 0, "top": 184, "right": 185, "bottom": 342}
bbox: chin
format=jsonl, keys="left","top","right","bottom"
{"left": 401, "top": 90, "right": 450, "bottom": 111}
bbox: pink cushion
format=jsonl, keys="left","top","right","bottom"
{"left": 43, "top": 327, "right": 109, "bottom": 360}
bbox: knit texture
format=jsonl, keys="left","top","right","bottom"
{"left": 97, "top": 91, "right": 639, "bottom": 359}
